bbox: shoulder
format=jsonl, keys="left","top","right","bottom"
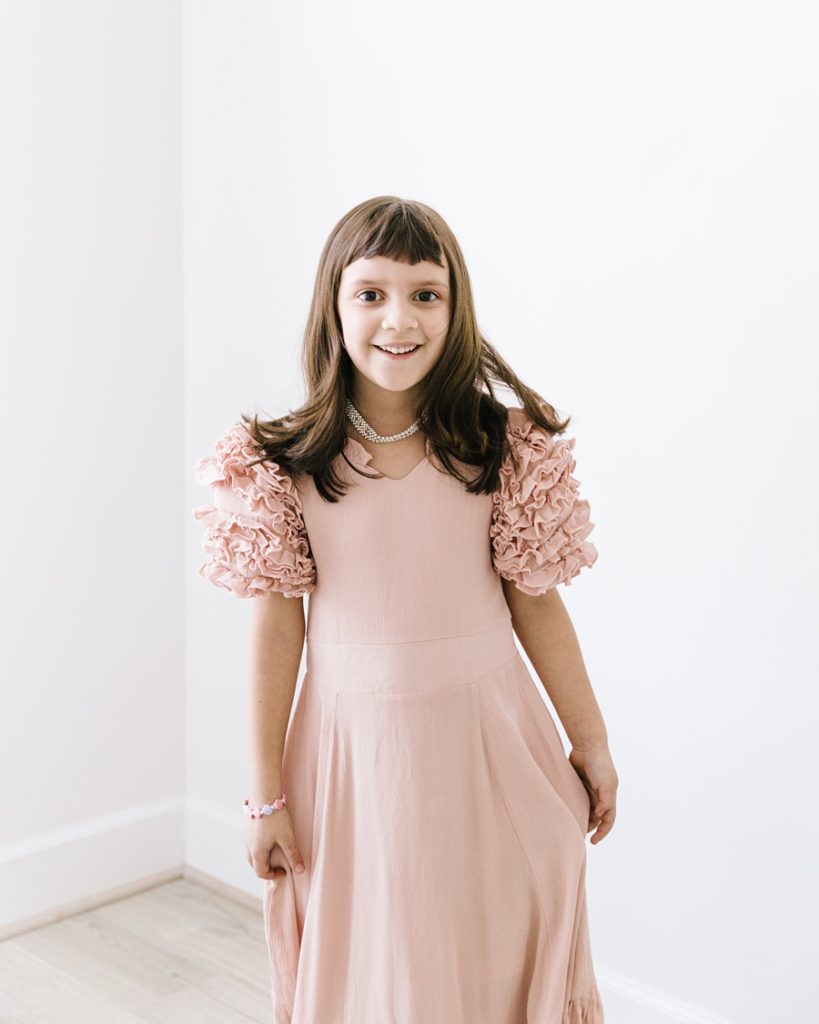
{"left": 194, "top": 421, "right": 254, "bottom": 485}
{"left": 503, "top": 404, "right": 568, "bottom": 443}
{"left": 504, "top": 405, "right": 534, "bottom": 435}
{"left": 490, "top": 406, "right": 597, "bottom": 594}
{"left": 194, "top": 421, "right": 303, "bottom": 516}
{"left": 499, "top": 405, "right": 578, "bottom": 482}
{"left": 192, "top": 421, "right": 316, "bottom": 599}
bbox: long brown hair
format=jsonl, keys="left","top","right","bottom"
{"left": 241, "top": 196, "right": 571, "bottom": 503}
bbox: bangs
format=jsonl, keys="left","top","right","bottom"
{"left": 348, "top": 202, "right": 446, "bottom": 269}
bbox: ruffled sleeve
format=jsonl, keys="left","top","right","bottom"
{"left": 490, "top": 407, "right": 598, "bottom": 595}
{"left": 192, "top": 422, "right": 317, "bottom": 599}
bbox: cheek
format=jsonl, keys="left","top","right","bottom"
{"left": 425, "top": 309, "right": 450, "bottom": 342}
{"left": 344, "top": 309, "right": 381, "bottom": 339}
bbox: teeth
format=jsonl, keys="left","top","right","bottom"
{"left": 379, "top": 345, "right": 417, "bottom": 354}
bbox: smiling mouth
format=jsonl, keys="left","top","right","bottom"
{"left": 374, "top": 344, "right": 421, "bottom": 356}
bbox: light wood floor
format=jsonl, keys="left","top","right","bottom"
{"left": 0, "top": 878, "right": 273, "bottom": 1023}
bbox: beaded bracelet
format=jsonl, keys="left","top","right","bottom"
{"left": 243, "top": 793, "right": 286, "bottom": 819}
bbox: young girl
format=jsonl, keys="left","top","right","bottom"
{"left": 193, "top": 196, "right": 617, "bottom": 1024}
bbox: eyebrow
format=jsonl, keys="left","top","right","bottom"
{"left": 348, "top": 278, "right": 449, "bottom": 290}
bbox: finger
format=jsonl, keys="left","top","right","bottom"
{"left": 253, "top": 861, "right": 277, "bottom": 880}
{"left": 288, "top": 843, "right": 306, "bottom": 873}
{"left": 596, "top": 786, "right": 617, "bottom": 808}
{"left": 591, "top": 793, "right": 614, "bottom": 819}
{"left": 250, "top": 846, "right": 287, "bottom": 880}
{"left": 586, "top": 796, "right": 604, "bottom": 826}
{"left": 589, "top": 807, "right": 616, "bottom": 844}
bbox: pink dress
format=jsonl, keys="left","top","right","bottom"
{"left": 193, "top": 405, "right": 604, "bottom": 1024}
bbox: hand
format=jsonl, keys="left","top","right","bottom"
{"left": 244, "top": 806, "right": 307, "bottom": 880}
{"left": 568, "top": 742, "right": 618, "bottom": 845}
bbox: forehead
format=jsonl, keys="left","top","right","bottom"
{"left": 340, "top": 254, "right": 449, "bottom": 289}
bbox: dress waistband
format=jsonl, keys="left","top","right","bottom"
{"left": 305, "top": 618, "right": 519, "bottom": 695}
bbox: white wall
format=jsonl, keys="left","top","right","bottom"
{"left": 0, "top": 1, "right": 184, "bottom": 924}
{"left": 185, "top": 6, "right": 818, "bottom": 1023}
{"left": 4, "top": 2, "right": 817, "bottom": 1022}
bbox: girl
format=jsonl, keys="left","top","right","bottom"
{"left": 193, "top": 196, "right": 618, "bottom": 1024}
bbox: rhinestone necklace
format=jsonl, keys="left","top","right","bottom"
{"left": 345, "top": 399, "right": 422, "bottom": 444}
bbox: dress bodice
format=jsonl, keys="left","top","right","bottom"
{"left": 298, "top": 437, "right": 509, "bottom": 644}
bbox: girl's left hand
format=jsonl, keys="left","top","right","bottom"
{"left": 568, "top": 742, "right": 618, "bottom": 844}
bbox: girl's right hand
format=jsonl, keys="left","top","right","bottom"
{"left": 244, "top": 807, "right": 306, "bottom": 880}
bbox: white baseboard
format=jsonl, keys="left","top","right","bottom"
{"left": 594, "top": 968, "right": 737, "bottom": 1024}
{"left": 0, "top": 798, "right": 184, "bottom": 939}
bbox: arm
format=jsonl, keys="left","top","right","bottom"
{"left": 502, "top": 578, "right": 606, "bottom": 748}
{"left": 502, "top": 579, "right": 617, "bottom": 843}
{"left": 246, "top": 592, "right": 307, "bottom": 805}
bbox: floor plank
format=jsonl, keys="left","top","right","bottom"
{"left": 0, "top": 879, "right": 272, "bottom": 1024}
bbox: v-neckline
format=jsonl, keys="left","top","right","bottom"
{"left": 344, "top": 435, "right": 433, "bottom": 482}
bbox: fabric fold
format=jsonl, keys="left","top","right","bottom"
{"left": 564, "top": 982, "right": 605, "bottom": 1023}
{"left": 490, "top": 407, "right": 598, "bottom": 595}
{"left": 192, "top": 422, "right": 316, "bottom": 598}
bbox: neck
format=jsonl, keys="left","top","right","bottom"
{"left": 349, "top": 383, "right": 420, "bottom": 433}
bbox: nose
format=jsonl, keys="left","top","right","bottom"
{"left": 381, "top": 303, "right": 418, "bottom": 331}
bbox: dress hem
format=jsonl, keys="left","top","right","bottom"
{"left": 564, "top": 982, "right": 605, "bottom": 1023}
